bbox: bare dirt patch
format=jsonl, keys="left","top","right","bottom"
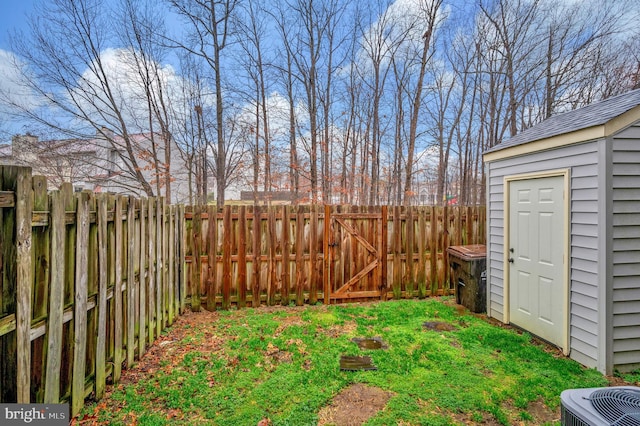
{"left": 273, "top": 314, "right": 308, "bottom": 337}
{"left": 450, "top": 411, "right": 502, "bottom": 426}
{"left": 449, "top": 397, "right": 560, "bottom": 425}
{"left": 423, "top": 321, "right": 457, "bottom": 332}
{"left": 527, "top": 398, "right": 560, "bottom": 424}
{"left": 324, "top": 320, "right": 358, "bottom": 338}
{"left": 317, "top": 383, "right": 394, "bottom": 426}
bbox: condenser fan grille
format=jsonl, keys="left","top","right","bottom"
{"left": 587, "top": 388, "right": 640, "bottom": 426}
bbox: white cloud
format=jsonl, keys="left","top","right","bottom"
{"left": 72, "top": 48, "right": 194, "bottom": 132}
{"left": 0, "top": 49, "right": 43, "bottom": 135}
{"left": 356, "top": 0, "right": 449, "bottom": 78}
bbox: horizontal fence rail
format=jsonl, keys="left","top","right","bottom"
{"left": 0, "top": 165, "right": 485, "bottom": 416}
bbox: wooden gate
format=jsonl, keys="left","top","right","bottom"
{"left": 323, "top": 206, "right": 387, "bottom": 302}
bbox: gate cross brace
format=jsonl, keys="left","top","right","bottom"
{"left": 334, "top": 217, "right": 377, "bottom": 254}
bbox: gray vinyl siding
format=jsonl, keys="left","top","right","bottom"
{"left": 486, "top": 140, "right": 600, "bottom": 369}
{"left": 611, "top": 123, "right": 640, "bottom": 371}
{"left": 487, "top": 165, "right": 505, "bottom": 319}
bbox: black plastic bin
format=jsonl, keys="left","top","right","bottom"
{"left": 447, "top": 245, "right": 487, "bottom": 313}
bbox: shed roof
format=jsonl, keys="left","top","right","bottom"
{"left": 484, "top": 89, "right": 640, "bottom": 160}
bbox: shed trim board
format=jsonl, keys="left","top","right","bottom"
{"left": 485, "top": 127, "right": 604, "bottom": 163}
{"left": 596, "top": 135, "right": 613, "bottom": 374}
{"left": 503, "top": 169, "right": 571, "bottom": 354}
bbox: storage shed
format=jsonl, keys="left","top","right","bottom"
{"left": 484, "top": 89, "right": 640, "bottom": 374}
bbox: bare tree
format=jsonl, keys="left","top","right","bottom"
{"left": 539, "top": 1, "right": 626, "bottom": 118}
{"left": 5, "top": 0, "right": 639, "bottom": 208}
{"left": 402, "top": 0, "right": 443, "bottom": 206}
{"left": 480, "top": 0, "right": 542, "bottom": 139}
{"left": 271, "top": 5, "right": 303, "bottom": 202}
{"left": 118, "top": 0, "right": 177, "bottom": 201}
{"left": 169, "top": 0, "right": 239, "bottom": 207}
{"left": 285, "top": 0, "right": 321, "bottom": 203}
{"left": 317, "top": 0, "right": 347, "bottom": 203}
{"left": 390, "top": 53, "right": 409, "bottom": 205}
{"left": 356, "top": 0, "right": 406, "bottom": 205}
{"left": 339, "top": 6, "right": 366, "bottom": 204}
{"left": 7, "top": 0, "right": 162, "bottom": 195}
{"left": 236, "top": 0, "right": 275, "bottom": 202}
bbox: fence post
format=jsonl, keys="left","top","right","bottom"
{"left": 417, "top": 207, "right": 427, "bottom": 299}
{"left": 280, "top": 206, "right": 290, "bottom": 306}
{"left": 380, "top": 206, "right": 388, "bottom": 301}
{"left": 430, "top": 206, "right": 438, "bottom": 295}
{"left": 222, "top": 205, "right": 231, "bottom": 310}
{"left": 238, "top": 206, "right": 247, "bottom": 308}
{"left": 267, "top": 207, "right": 276, "bottom": 306}
{"left": 113, "top": 196, "right": 124, "bottom": 384}
{"left": 309, "top": 206, "right": 318, "bottom": 304}
{"left": 72, "top": 191, "right": 90, "bottom": 416}
{"left": 406, "top": 207, "right": 415, "bottom": 298}
{"left": 252, "top": 205, "right": 261, "bottom": 307}
{"left": 44, "top": 190, "right": 65, "bottom": 403}
{"left": 443, "top": 205, "right": 450, "bottom": 292}
{"left": 138, "top": 199, "right": 147, "bottom": 356}
{"left": 94, "top": 196, "right": 108, "bottom": 400}
{"left": 392, "top": 206, "right": 402, "bottom": 299}
{"left": 126, "top": 197, "right": 136, "bottom": 368}
{"left": 295, "top": 206, "right": 305, "bottom": 306}
{"left": 205, "top": 205, "right": 216, "bottom": 311}
{"left": 8, "top": 167, "right": 33, "bottom": 404}
{"left": 178, "top": 205, "right": 186, "bottom": 313}
{"left": 147, "top": 198, "right": 156, "bottom": 342}
{"left": 167, "top": 204, "right": 175, "bottom": 324}
{"left": 155, "top": 198, "right": 163, "bottom": 328}
{"left": 191, "top": 205, "right": 202, "bottom": 312}
{"left": 323, "top": 205, "right": 331, "bottom": 305}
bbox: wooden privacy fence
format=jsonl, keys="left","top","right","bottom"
{"left": 0, "top": 166, "right": 186, "bottom": 415}
{"left": 185, "top": 204, "right": 486, "bottom": 309}
{"left": 0, "top": 164, "right": 486, "bottom": 416}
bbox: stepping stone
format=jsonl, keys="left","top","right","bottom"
{"left": 340, "top": 355, "right": 377, "bottom": 371}
{"left": 351, "top": 337, "right": 388, "bottom": 350}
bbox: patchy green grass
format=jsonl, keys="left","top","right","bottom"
{"left": 79, "top": 298, "right": 610, "bottom": 425}
{"left": 615, "top": 369, "right": 640, "bottom": 386}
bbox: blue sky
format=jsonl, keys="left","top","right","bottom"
{"left": 0, "top": 0, "right": 36, "bottom": 51}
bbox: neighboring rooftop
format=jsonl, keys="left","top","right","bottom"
{"left": 485, "top": 89, "right": 640, "bottom": 154}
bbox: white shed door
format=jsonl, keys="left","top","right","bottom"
{"left": 509, "top": 176, "right": 565, "bottom": 347}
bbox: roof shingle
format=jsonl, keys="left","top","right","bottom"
{"left": 485, "top": 88, "right": 640, "bottom": 153}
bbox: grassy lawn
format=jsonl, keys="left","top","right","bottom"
{"left": 78, "top": 298, "right": 634, "bottom": 425}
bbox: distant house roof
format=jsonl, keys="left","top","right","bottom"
{"left": 37, "top": 138, "right": 98, "bottom": 158}
{"left": 485, "top": 89, "right": 640, "bottom": 158}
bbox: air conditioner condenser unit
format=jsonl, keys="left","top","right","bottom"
{"left": 561, "top": 386, "right": 640, "bottom": 426}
